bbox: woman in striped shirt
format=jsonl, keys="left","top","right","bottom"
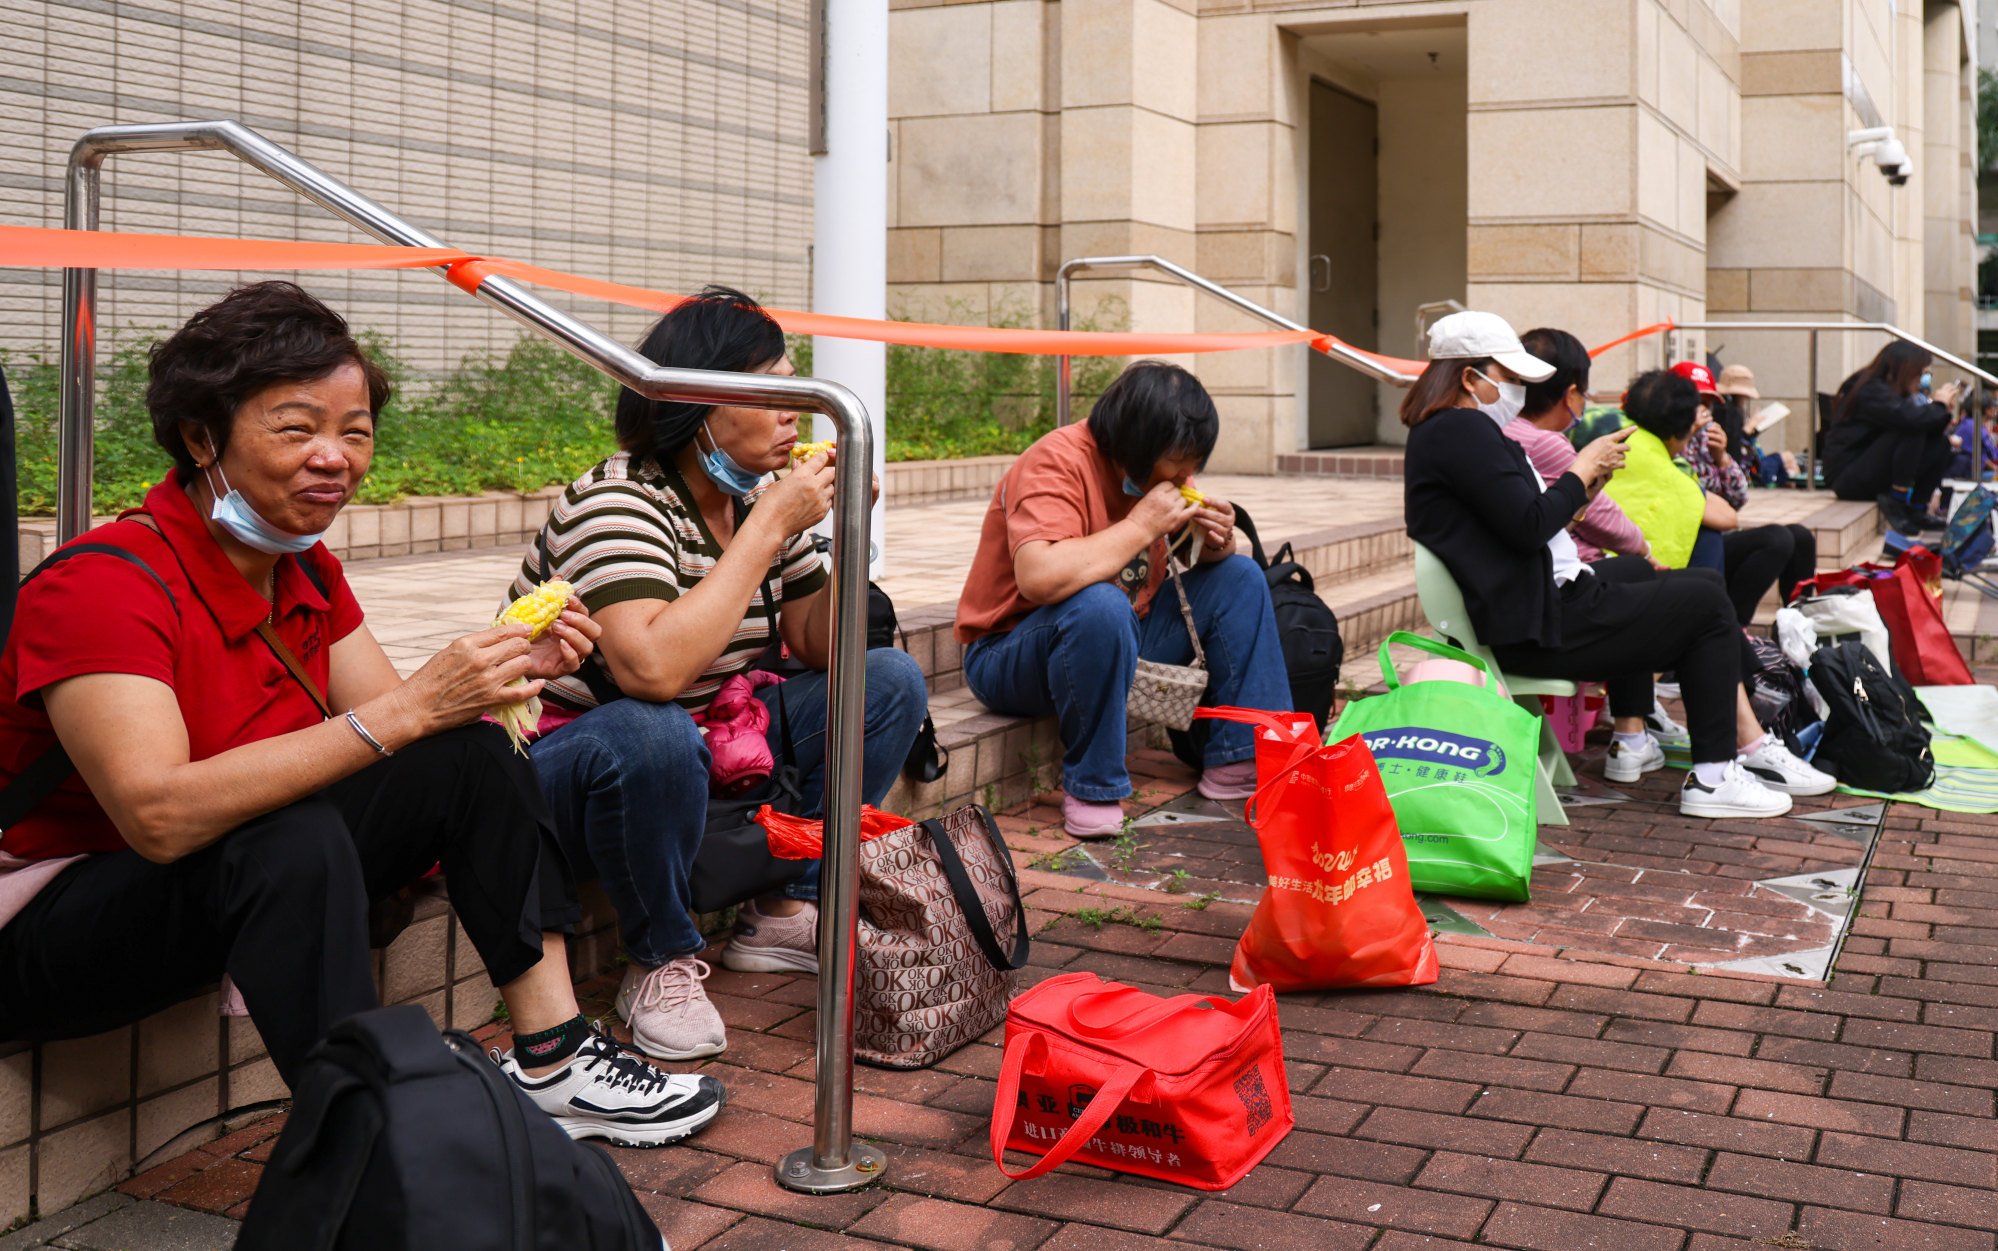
{"left": 515, "top": 287, "right": 927, "bottom": 1063}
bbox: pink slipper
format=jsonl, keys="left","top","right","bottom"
{"left": 1062, "top": 793, "right": 1127, "bottom": 839}
{"left": 1197, "top": 759, "right": 1259, "bottom": 802}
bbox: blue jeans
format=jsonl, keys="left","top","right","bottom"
{"left": 962, "top": 554, "right": 1290, "bottom": 802}
{"left": 530, "top": 648, "right": 928, "bottom": 965}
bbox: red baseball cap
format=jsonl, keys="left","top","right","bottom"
{"left": 1671, "top": 361, "right": 1720, "bottom": 396}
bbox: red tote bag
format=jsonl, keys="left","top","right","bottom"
{"left": 989, "top": 972, "right": 1294, "bottom": 1190}
{"left": 1195, "top": 707, "right": 1440, "bottom": 993}
{"left": 1874, "top": 548, "right": 1973, "bottom": 685}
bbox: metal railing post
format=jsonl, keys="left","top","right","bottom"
{"left": 1807, "top": 329, "right": 1820, "bottom": 481}
{"left": 1056, "top": 264, "right": 1073, "bottom": 427}
{"left": 1049, "top": 254, "right": 1415, "bottom": 429}
{"left": 56, "top": 120, "right": 882, "bottom": 1193}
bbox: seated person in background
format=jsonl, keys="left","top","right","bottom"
{"left": 956, "top": 361, "right": 1289, "bottom": 839}
{"left": 1712, "top": 364, "right": 1789, "bottom": 486}
{"left": 0, "top": 283, "right": 723, "bottom": 1146}
{"left": 1503, "top": 328, "right": 1653, "bottom": 564}
{"left": 523, "top": 286, "right": 927, "bottom": 1062}
{"left": 1824, "top": 342, "right": 1958, "bottom": 533}
{"left": 1598, "top": 368, "right": 1707, "bottom": 570}
{"left": 1947, "top": 404, "right": 1997, "bottom": 481}
{"left": 1672, "top": 362, "right": 1818, "bottom": 626}
{"left": 1401, "top": 312, "right": 1829, "bottom": 819}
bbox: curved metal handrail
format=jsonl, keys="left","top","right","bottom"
{"left": 58, "top": 119, "right": 881, "bottom": 1194}
{"left": 1053, "top": 253, "right": 1416, "bottom": 426}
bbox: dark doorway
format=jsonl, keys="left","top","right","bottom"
{"left": 1307, "top": 80, "right": 1380, "bottom": 448}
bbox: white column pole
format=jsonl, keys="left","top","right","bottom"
{"left": 812, "top": 0, "right": 889, "bottom": 574}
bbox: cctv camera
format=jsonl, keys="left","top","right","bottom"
{"left": 1873, "top": 137, "right": 1909, "bottom": 170}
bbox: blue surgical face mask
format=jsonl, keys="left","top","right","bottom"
{"left": 203, "top": 463, "right": 327, "bottom": 555}
{"left": 1921, "top": 371, "right": 1933, "bottom": 393}
{"left": 1121, "top": 475, "right": 1146, "bottom": 498}
{"left": 696, "top": 421, "right": 765, "bottom": 497}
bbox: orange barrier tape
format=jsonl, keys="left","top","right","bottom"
{"left": 1589, "top": 320, "right": 1674, "bottom": 357}
{"left": 0, "top": 224, "right": 1664, "bottom": 371}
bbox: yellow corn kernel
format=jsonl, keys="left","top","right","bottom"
{"left": 490, "top": 578, "right": 572, "bottom": 754}
{"left": 1178, "top": 483, "right": 1206, "bottom": 507}
{"left": 790, "top": 440, "right": 836, "bottom": 461}
{"left": 494, "top": 578, "right": 574, "bottom": 641}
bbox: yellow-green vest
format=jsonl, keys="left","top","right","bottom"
{"left": 1601, "top": 428, "right": 1703, "bottom": 568}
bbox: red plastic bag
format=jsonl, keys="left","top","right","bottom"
{"left": 1801, "top": 553, "right": 1972, "bottom": 686}
{"left": 754, "top": 805, "right": 912, "bottom": 859}
{"left": 1877, "top": 548, "right": 1973, "bottom": 685}
{"left": 989, "top": 971, "right": 1293, "bottom": 1189}
{"left": 1194, "top": 707, "right": 1439, "bottom": 993}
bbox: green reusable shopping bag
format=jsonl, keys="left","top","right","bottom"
{"left": 1325, "top": 633, "right": 1539, "bottom": 901}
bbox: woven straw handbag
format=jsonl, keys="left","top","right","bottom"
{"left": 1126, "top": 555, "right": 1207, "bottom": 731}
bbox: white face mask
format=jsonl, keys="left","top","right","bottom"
{"left": 1472, "top": 369, "right": 1526, "bottom": 426}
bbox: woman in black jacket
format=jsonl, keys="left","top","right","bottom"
{"left": 1402, "top": 312, "right": 1826, "bottom": 819}
{"left": 1823, "top": 341, "right": 1959, "bottom": 532}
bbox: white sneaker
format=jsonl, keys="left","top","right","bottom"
{"left": 1604, "top": 736, "right": 1666, "bottom": 783}
{"left": 616, "top": 958, "right": 727, "bottom": 1061}
{"left": 500, "top": 1027, "right": 725, "bottom": 1147}
{"left": 1645, "top": 698, "right": 1689, "bottom": 747}
{"left": 1738, "top": 737, "right": 1837, "bottom": 796}
{"left": 1680, "top": 761, "right": 1793, "bottom": 819}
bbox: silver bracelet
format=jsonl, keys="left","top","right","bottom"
{"left": 345, "top": 710, "right": 393, "bottom": 757}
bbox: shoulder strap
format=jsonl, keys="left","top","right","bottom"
{"left": 1, "top": 533, "right": 180, "bottom": 830}
{"left": 917, "top": 805, "right": 1029, "bottom": 972}
{"left": 255, "top": 621, "right": 332, "bottom": 720}
{"left": 1233, "top": 503, "right": 1271, "bottom": 569}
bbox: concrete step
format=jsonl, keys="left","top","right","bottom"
{"left": 1275, "top": 446, "right": 1407, "bottom": 480}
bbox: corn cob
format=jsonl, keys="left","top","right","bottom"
{"left": 790, "top": 440, "right": 836, "bottom": 461}
{"left": 1178, "top": 482, "right": 1206, "bottom": 507}
{"left": 490, "top": 579, "right": 573, "bottom": 754}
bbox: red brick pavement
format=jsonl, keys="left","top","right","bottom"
{"left": 126, "top": 738, "right": 1998, "bottom": 1250}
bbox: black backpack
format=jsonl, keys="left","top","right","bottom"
{"left": 1168, "top": 505, "right": 1343, "bottom": 769}
{"left": 236, "top": 1006, "right": 660, "bottom": 1251}
{"left": 1807, "top": 640, "right": 1935, "bottom": 793}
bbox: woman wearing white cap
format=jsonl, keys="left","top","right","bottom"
{"left": 1400, "top": 311, "right": 1822, "bottom": 819}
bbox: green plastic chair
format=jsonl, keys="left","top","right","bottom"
{"left": 1410, "top": 542, "right": 1575, "bottom": 827}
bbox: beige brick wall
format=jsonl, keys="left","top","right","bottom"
{"left": 0, "top": 0, "right": 813, "bottom": 374}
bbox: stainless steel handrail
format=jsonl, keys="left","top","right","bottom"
{"left": 1663, "top": 319, "right": 1996, "bottom": 480}
{"left": 59, "top": 120, "right": 884, "bottom": 1194}
{"left": 1053, "top": 254, "right": 1415, "bottom": 426}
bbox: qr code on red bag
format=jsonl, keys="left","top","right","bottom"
{"left": 1235, "top": 1063, "right": 1273, "bottom": 1136}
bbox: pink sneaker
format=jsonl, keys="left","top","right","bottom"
{"left": 1062, "top": 793, "right": 1127, "bottom": 839}
{"left": 1197, "top": 759, "right": 1259, "bottom": 802}
{"left": 721, "top": 899, "right": 819, "bottom": 974}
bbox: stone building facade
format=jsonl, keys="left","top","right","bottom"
{"left": 888, "top": 0, "right": 1984, "bottom": 471}
{"left": 0, "top": 0, "right": 812, "bottom": 373}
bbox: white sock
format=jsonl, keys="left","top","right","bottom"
{"left": 1612, "top": 731, "right": 1650, "bottom": 752}
{"left": 1739, "top": 733, "right": 1769, "bottom": 756}
{"left": 1692, "top": 760, "right": 1731, "bottom": 787}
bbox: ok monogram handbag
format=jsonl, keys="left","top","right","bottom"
{"left": 853, "top": 804, "right": 1031, "bottom": 1069}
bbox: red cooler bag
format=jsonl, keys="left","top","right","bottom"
{"left": 990, "top": 972, "right": 1293, "bottom": 1190}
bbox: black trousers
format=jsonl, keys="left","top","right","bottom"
{"left": 1494, "top": 561, "right": 1745, "bottom": 765}
{"left": 0, "top": 724, "right": 578, "bottom": 1086}
{"left": 1721, "top": 523, "right": 1817, "bottom": 626}
{"left": 1831, "top": 428, "right": 1951, "bottom": 505}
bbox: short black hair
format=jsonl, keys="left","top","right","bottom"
{"left": 146, "top": 281, "right": 390, "bottom": 476}
{"left": 1519, "top": 328, "right": 1590, "bottom": 417}
{"left": 1085, "top": 361, "right": 1220, "bottom": 483}
{"left": 1623, "top": 369, "right": 1699, "bottom": 442}
{"left": 615, "top": 285, "right": 787, "bottom": 461}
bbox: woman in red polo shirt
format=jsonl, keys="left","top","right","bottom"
{"left": 0, "top": 282, "right": 722, "bottom": 1148}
